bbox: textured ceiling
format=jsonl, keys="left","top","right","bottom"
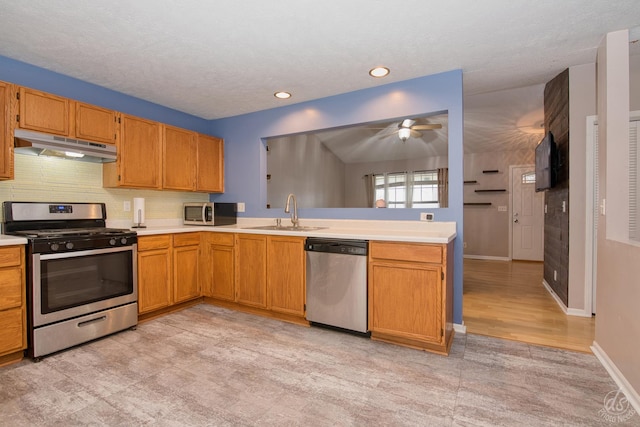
{"left": 0, "top": 1, "right": 639, "bottom": 153}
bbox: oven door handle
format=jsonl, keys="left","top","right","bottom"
{"left": 38, "top": 244, "right": 136, "bottom": 260}
{"left": 77, "top": 315, "right": 107, "bottom": 328}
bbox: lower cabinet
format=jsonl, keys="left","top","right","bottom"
{"left": 234, "top": 234, "right": 267, "bottom": 308}
{"left": 201, "top": 233, "right": 235, "bottom": 301}
{"left": 266, "top": 235, "right": 305, "bottom": 317}
{"left": 368, "top": 240, "right": 454, "bottom": 355}
{"left": 0, "top": 245, "right": 26, "bottom": 360}
{"left": 138, "top": 233, "right": 201, "bottom": 315}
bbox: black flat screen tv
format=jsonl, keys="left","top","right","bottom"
{"left": 535, "top": 131, "right": 557, "bottom": 192}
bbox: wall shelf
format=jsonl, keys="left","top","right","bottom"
{"left": 464, "top": 202, "right": 492, "bottom": 206}
{"left": 464, "top": 180, "right": 478, "bottom": 184}
{"left": 482, "top": 169, "right": 500, "bottom": 174}
{"left": 475, "top": 189, "right": 506, "bottom": 193}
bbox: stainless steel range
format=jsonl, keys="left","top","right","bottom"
{"left": 2, "top": 202, "right": 138, "bottom": 360}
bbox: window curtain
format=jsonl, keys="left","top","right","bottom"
{"left": 364, "top": 174, "right": 376, "bottom": 207}
{"left": 437, "top": 168, "right": 448, "bottom": 208}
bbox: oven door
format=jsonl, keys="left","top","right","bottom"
{"left": 32, "top": 245, "right": 138, "bottom": 327}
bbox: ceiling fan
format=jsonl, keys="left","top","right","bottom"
{"left": 369, "top": 118, "right": 443, "bottom": 142}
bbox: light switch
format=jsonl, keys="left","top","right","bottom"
{"left": 237, "top": 202, "right": 245, "bottom": 213}
{"left": 497, "top": 206, "right": 507, "bottom": 212}
{"left": 123, "top": 201, "right": 131, "bottom": 212}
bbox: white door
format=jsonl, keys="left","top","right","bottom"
{"left": 511, "top": 165, "right": 544, "bottom": 261}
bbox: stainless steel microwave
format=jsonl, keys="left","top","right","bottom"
{"left": 183, "top": 202, "right": 237, "bottom": 226}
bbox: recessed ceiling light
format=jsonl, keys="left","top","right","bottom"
{"left": 274, "top": 91, "right": 291, "bottom": 99}
{"left": 369, "top": 67, "right": 390, "bottom": 78}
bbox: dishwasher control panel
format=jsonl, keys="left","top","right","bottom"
{"left": 305, "top": 238, "right": 368, "bottom": 256}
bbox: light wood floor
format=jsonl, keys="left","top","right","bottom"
{"left": 463, "top": 258, "right": 596, "bottom": 353}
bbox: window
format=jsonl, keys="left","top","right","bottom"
{"left": 374, "top": 170, "right": 440, "bottom": 208}
{"left": 522, "top": 172, "right": 536, "bottom": 184}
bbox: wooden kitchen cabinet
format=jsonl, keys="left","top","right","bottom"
{"left": 0, "top": 246, "right": 26, "bottom": 362}
{"left": 17, "top": 87, "right": 69, "bottom": 135}
{"left": 137, "top": 235, "right": 172, "bottom": 314}
{"left": 73, "top": 102, "right": 118, "bottom": 144}
{"left": 235, "top": 233, "right": 267, "bottom": 308}
{"left": 368, "top": 240, "right": 454, "bottom": 355}
{"left": 0, "top": 81, "right": 14, "bottom": 180}
{"left": 163, "top": 125, "right": 197, "bottom": 191}
{"left": 173, "top": 233, "right": 201, "bottom": 303}
{"left": 267, "top": 235, "right": 305, "bottom": 317}
{"left": 201, "top": 233, "right": 235, "bottom": 301}
{"left": 196, "top": 134, "right": 224, "bottom": 193}
{"left": 104, "top": 114, "right": 162, "bottom": 189}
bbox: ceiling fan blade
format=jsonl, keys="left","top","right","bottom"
{"left": 410, "top": 129, "right": 422, "bottom": 138}
{"left": 411, "top": 124, "right": 442, "bottom": 130}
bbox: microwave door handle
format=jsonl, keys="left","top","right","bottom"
{"left": 202, "top": 204, "right": 207, "bottom": 223}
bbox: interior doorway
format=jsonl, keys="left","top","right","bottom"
{"left": 510, "top": 165, "right": 544, "bottom": 261}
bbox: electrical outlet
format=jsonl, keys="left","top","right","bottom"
{"left": 554, "top": 270, "right": 557, "bottom": 281}
{"left": 544, "top": 204, "right": 548, "bottom": 214}
{"left": 123, "top": 201, "right": 131, "bottom": 212}
{"left": 463, "top": 242, "right": 468, "bottom": 249}
{"left": 237, "top": 202, "right": 245, "bottom": 213}
{"left": 562, "top": 201, "right": 566, "bottom": 213}
{"left": 420, "top": 212, "right": 434, "bottom": 221}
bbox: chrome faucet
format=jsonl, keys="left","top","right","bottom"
{"left": 284, "top": 193, "right": 299, "bottom": 227}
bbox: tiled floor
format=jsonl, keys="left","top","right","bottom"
{"left": 0, "top": 304, "right": 636, "bottom": 426}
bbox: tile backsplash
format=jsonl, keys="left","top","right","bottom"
{"left": 0, "top": 154, "right": 209, "bottom": 222}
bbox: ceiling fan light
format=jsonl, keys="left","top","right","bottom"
{"left": 369, "top": 67, "right": 390, "bottom": 78}
{"left": 398, "top": 127, "right": 411, "bottom": 141}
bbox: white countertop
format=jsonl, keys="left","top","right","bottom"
{"left": 114, "top": 218, "right": 457, "bottom": 244}
{"left": 0, "top": 235, "right": 28, "bottom": 246}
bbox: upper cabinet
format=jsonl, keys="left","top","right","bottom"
{"left": 163, "top": 125, "right": 197, "bottom": 191}
{"left": 74, "top": 102, "right": 118, "bottom": 144}
{"left": 196, "top": 134, "right": 224, "bottom": 193}
{"left": 17, "top": 87, "right": 117, "bottom": 144}
{"left": 104, "top": 114, "right": 162, "bottom": 189}
{"left": 18, "top": 87, "right": 69, "bottom": 135}
{"left": 0, "top": 81, "right": 14, "bottom": 180}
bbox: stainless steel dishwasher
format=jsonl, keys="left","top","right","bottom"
{"left": 305, "top": 238, "right": 369, "bottom": 334}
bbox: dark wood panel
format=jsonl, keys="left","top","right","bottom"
{"left": 543, "top": 69, "right": 570, "bottom": 305}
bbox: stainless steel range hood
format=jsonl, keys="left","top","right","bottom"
{"left": 14, "top": 129, "right": 116, "bottom": 163}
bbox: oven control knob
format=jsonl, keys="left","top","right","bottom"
{"left": 120, "top": 237, "right": 128, "bottom": 245}
{"left": 66, "top": 242, "right": 74, "bottom": 250}
{"left": 109, "top": 238, "right": 117, "bottom": 246}
{"left": 50, "top": 243, "right": 59, "bottom": 251}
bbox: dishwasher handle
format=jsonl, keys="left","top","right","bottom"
{"left": 305, "top": 238, "right": 368, "bottom": 256}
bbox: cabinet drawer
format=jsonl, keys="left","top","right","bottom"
{"left": 173, "top": 232, "right": 200, "bottom": 247}
{"left": 0, "top": 246, "right": 22, "bottom": 268}
{"left": 370, "top": 241, "right": 442, "bottom": 264}
{"left": 0, "top": 267, "right": 22, "bottom": 311}
{"left": 0, "top": 307, "right": 23, "bottom": 355}
{"left": 138, "top": 235, "right": 171, "bottom": 251}
{"left": 208, "top": 232, "right": 234, "bottom": 246}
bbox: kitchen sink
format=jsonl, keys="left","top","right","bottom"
{"left": 243, "top": 225, "right": 327, "bottom": 232}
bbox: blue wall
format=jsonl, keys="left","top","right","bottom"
{"left": 0, "top": 54, "right": 464, "bottom": 324}
{"left": 0, "top": 55, "right": 210, "bottom": 133}
{"left": 210, "top": 70, "right": 465, "bottom": 324}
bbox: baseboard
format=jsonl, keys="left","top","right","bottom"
{"left": 541, "top": 280, "right": 593, "bottom": 318}
{"left": 592, "top": 341, "right": 640, "bottom": 415}
{"left": 454, "top": 322, "right": 467, "bottom": 334}
{"left": 463, "top": 255, "right": 511, "bottom": 261}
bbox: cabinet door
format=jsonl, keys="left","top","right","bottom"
{"left": 0, "top": 308, "right": 23, "bottom": 356}
{"left": 0, "top": 81, "right": 13, "bottom": 180}
{"left": 74, "top": 102, "right": 117, "bottom": 144}
{"left": 267, "top": 236, "right": 305, "bottom": 316}
{"left": 18, "top": 87, "right": 69, "bottom": 135}
{"left": 173, "top": 245, "right": 200, "bottom": 303}
{"left": 119, "top": 114, "right": 162, "bottom": 188}
{"left": 163, "top": 125, "right": 196, "bottom": 191}
{"left": 235, "top": 234, "right": 267, "bottom": 308}
{"left": 369, "top": 261, "right": 443, "bottom": 344}
{"left": 138, "top": 248, "right": 172, "bottom": 313}
{"left": 196, "top": 134, "right": 224, "bottom": 192}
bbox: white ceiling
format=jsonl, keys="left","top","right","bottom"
{"left": 1, "top": 1, "right": 639, "bottom": 153}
